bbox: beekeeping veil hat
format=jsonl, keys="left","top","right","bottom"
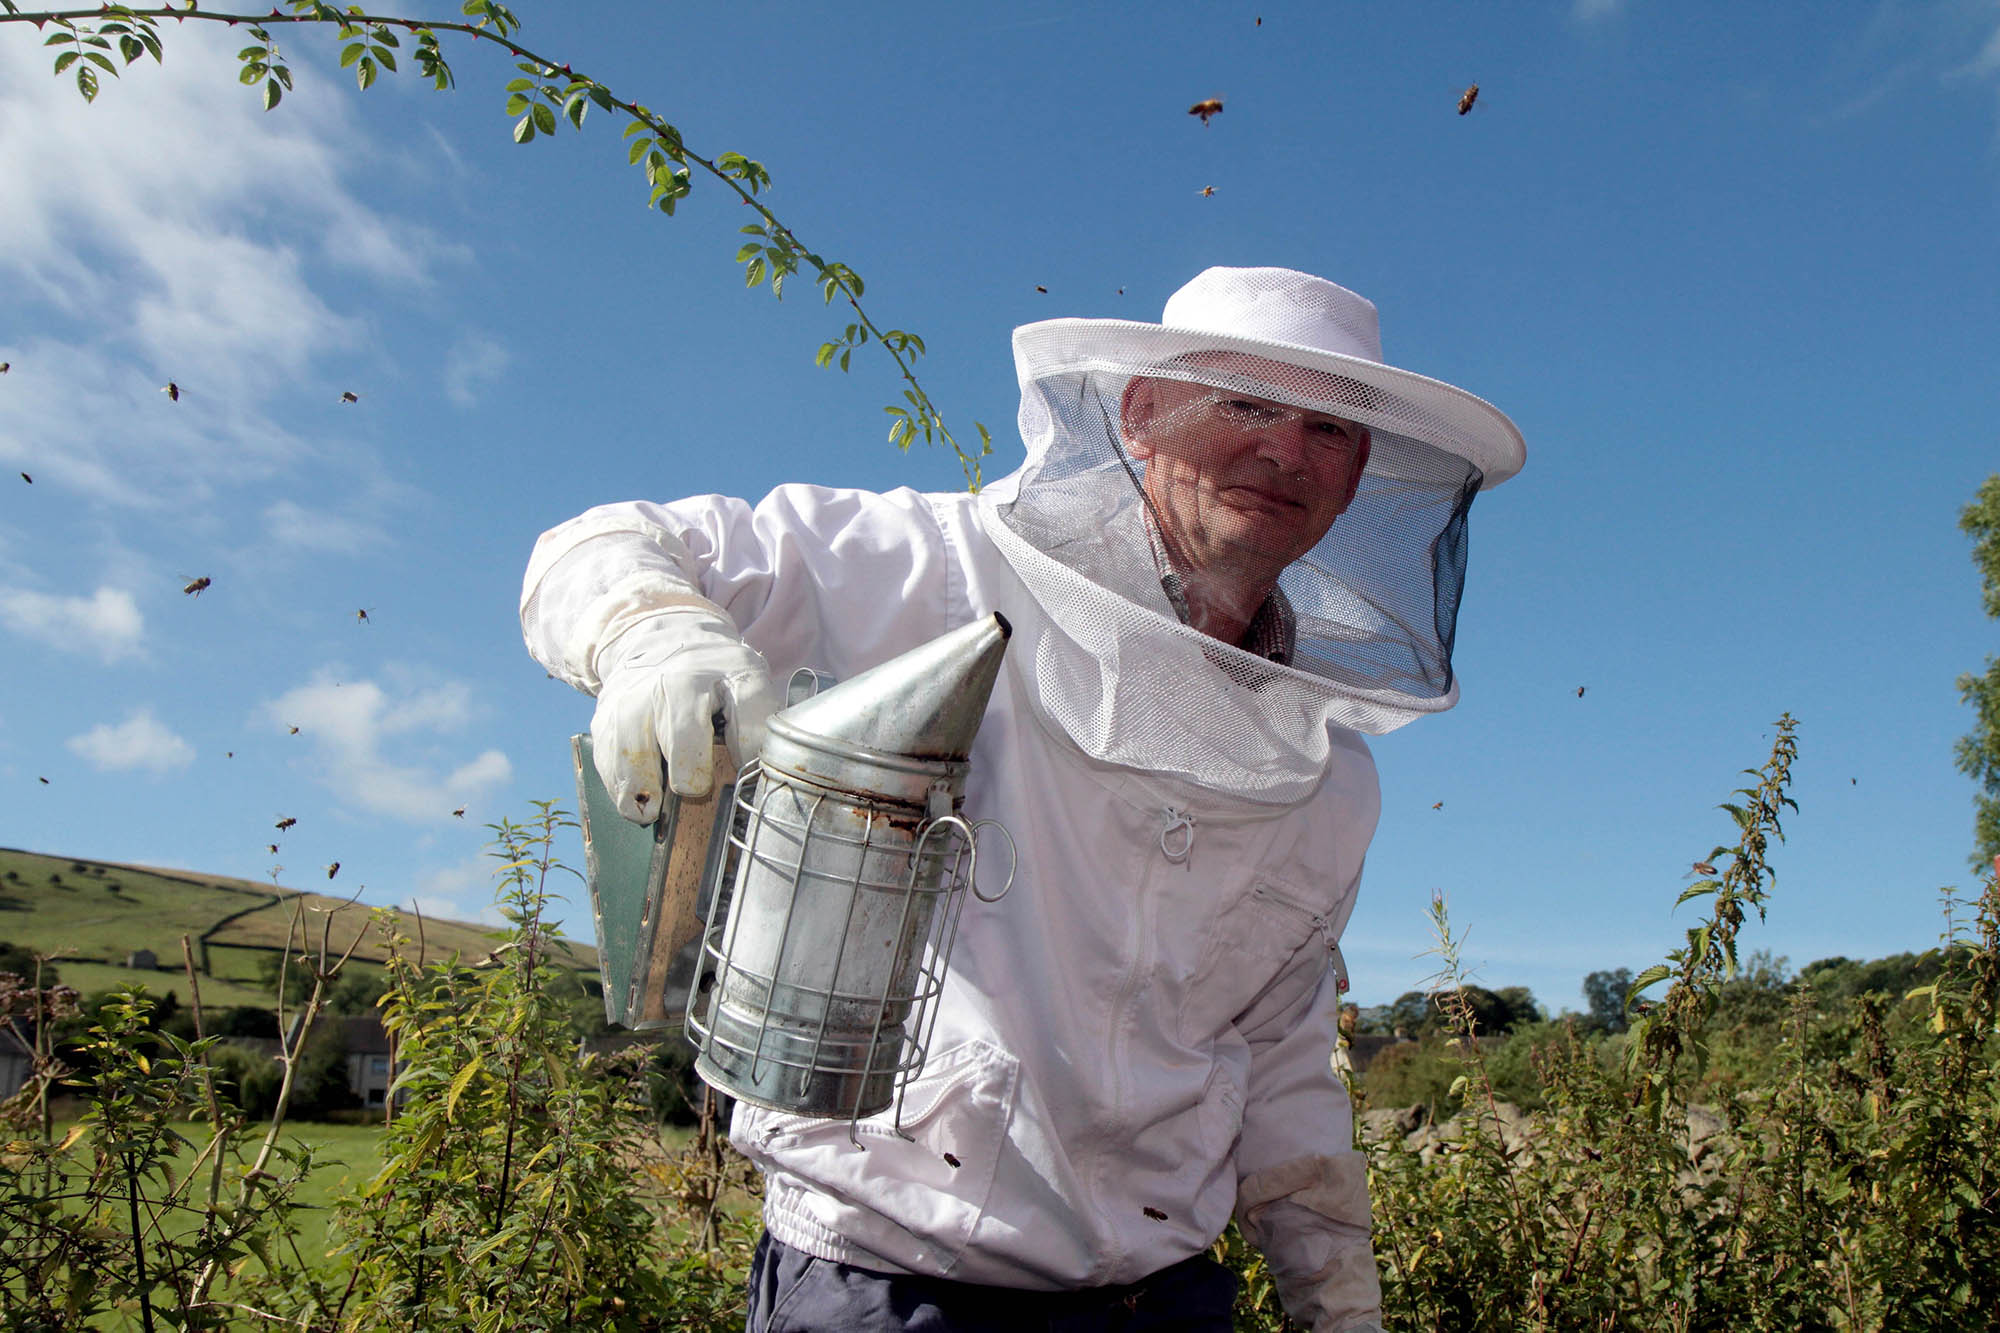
{"left": 976, "top": 266, "right": 1526, "bottom": 803}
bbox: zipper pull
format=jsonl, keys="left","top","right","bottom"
{"left": 1158, "top": 808, "right": 1196, "bottom": 863}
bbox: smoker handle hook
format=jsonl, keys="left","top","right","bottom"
{"left": 966, "top": 819, "right": 1017, "bottom": 903}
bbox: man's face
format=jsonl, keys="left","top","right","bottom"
{"left": 1121, "top": 366, "right": 1370, "bottom": 586}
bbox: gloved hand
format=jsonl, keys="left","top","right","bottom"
{"left": 589, "top": 603, "right": 776, "bottom": 820}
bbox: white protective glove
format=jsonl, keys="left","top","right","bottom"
{"left": 589, "top": 602, "right": 777, "bottom": 820}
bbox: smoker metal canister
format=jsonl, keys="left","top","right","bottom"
{"left": 688, "top": 613, "right": 1012, "bottom": 1122}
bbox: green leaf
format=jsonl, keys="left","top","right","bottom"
{"left": 588, "top": 85, "right": 614, "bottom": 112}
{"left": 532, "top": 101, "right": 557, "bottom": 136}
{"left": 744, "top": 257, "right": 767, "bottom": 288}
{"left": 564, "top": 90, "right": 587, "bottom": 129}
{"left": 513, "top": 112, "right": 535, "bottom": 143}
{"left": 1627, "top": 964, "right": 1671, "bottom": 1001}
{"left": 239, "top": 62, "right": 264, "bottom": 85}
{"left": 118, "top": 35, "right": 142, "bottom": 64}
{"left": 814, "top": 342, "right": 838, "bottom": 368}
{"left": 505, "top": 92, "right": 530, "bottom": 116}
{"left": 83, "top": 51, "right": 117, "bottom": 75}
{"left": 626, "top": 136, "right": 652, "bottom": 165}
{"left": 77, "top": 65, "right": 97, "bottom": 102}
{"left": 356, "top": 55, "right": 377, "bottom": 91}
{"left": 54, "top": 49, "right": 79, "bottom": 75}
{"left": 340, "top": 41, "right": 364, "bottom": 69}
{"left": 771, "top": 269, "right": 785, "bottom": 299}
{"left": 371, "top": 45, "right": 397, "bottom": 73}
{"left": 444, "top": 1057, "right": 482, "bottom": 1119}
{"left": 735, "top": 242, "right": 762, "bottom": 263}
{"left": 372, "top": 27, "right": 400, "bottom": 48}
{"left": 622, "top": 118, "right": 650, "bottom": 139}
{"left": 263, "top": 76, "right": 282, "bottom": 111}
{"left": 276, "top": 66, "right": 293, "bottom": 91}
{"left": 503, "top": 76, "right": 532, "bottom": 92}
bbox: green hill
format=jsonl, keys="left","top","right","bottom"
{"left": 0, "top": 847, "right": 598, "bottom": 1006}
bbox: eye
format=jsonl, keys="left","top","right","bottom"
{"left": 1217, "top": 398, "right": 1278, "bottom": 420}
{"left": 1308, "top": 420, "right": 1361, "bottom": 447}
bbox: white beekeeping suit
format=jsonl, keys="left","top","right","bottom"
{"left": 521, "top": 268, "right": 1524, "bottom": 1333}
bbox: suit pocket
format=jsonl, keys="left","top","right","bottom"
{"left": 737, "top": 1038, "right": 1020, "bottom": 1277}
{"left": 1179, "top": 880, "right": 1327, "bottom": 1045}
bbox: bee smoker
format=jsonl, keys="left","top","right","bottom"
{"left": 686, "top": 612, "right": 1014, "bottom": 1124}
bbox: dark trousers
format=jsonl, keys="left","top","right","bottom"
{"left": 746, "top": 1231, "right": 1239, "bottom": 1333}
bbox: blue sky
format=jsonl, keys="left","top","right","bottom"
{"left": 2, "top": 1, "right": 1996, "bottom": 1017}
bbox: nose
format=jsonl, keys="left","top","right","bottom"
{"left": 1250, "top": 411, "right": 1313, "bottom": 474}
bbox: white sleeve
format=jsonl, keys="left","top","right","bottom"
{"left": 520, "top": 485, "right": 959, "bottom": 694}
{"left": 1231, "top": 918, "right": 1383, "bottom": 1333}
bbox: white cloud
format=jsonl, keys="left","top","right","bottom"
{"left": 0, "top": 585, "right": 144, "bottom": 661}
{"left": 443, "top": 333, "right": 510, "bottom": 408}
{"left": 411, "top": 857, "right": 508, "bottom": 927}
{"left": 67, "top": 708, "right": 193, "bottom": 773}
{"left": 0, "top": 29, "right": 460, "bottom": 510}
{"left": 263, "top": 669, "right": 512, "bottom": 822}
{"left": 261, "top": 498, "right": 387, "bottom": 555}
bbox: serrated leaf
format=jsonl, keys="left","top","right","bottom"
{"left": 514, "top": 111, "right": 535, "bottom": 143}
{"left": 444, "top": 1057, "right": 482, "bottom": 1119}
{"left": 627, "top": 137, "right": 652, "bottom": 165}
{"left": 240, "top": 62, "right": 264, "bottom": 85}
{"left": 506, "top": 92, "right": 529, "bottom": 116}
{"left": 532, "top": 101, "right": 556, "bottom": 136}
{"left": 357, "top": 56, "right": 377, "bottom": 91}
{"left": 503, "top": 76, "right": 532, "bottom": 91}
{"left": 771, "top": 270, "right": 785, "bottom": 299}
{"left": 744, "top": 257, "right": 766, "bottom": 288}
{"left": 118, "top": 35, "right": 142, "bottom": 63}
{"left": 263, "top": 77, "right": 282, "bottom": 110}
{"left": 589, "top": 85, "right": 614, "bottom": 112}
{"left": 373, "top": 28, "right": 400, "bottom": 47}
{"left": 1627, "top": 964, "right": 1671, "bottom": 1000}
{"left": 276, "top": 66, "right": 293, "bottom": 90}
{"left": 622, "top": 118, "right": 649, "bottom": 138}
{"left": 371, "top": 46, "right": 396, "bottom": 73}
{"left": 735, "top": 242, "right": 762, "bottom": 263}
{"left": 340, "top": 42, "right": 364, "bottom": 68}
{"left": 564, "top": 91, "right": 586, "bottom": 128}
{"left": 54, "top": 49, "right": 79, "bottom": 74}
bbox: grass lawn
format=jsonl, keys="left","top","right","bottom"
{"left": 49, "top": 959, "right": 276, "bottom": 1012}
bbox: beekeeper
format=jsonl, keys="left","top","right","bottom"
{"left": 520, "top": 267, "right": 1525, "bottom": 1332}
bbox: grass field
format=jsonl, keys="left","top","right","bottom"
{"left": 0, "top": 847, "right": 596, "bottom": 1004}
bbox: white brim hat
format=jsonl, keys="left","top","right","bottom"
{"left": 1010, "top": 266, "right": 1525, "bottom": 489}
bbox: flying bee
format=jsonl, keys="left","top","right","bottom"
{"left": 1431, "top": 801, "right": 1444, "bottom": 811}
{"left": 1198, "top": 185, "right": 1215, "bottom": 197}
{"left": 182, "top": 576, "right": 212, "bottom": 597}
{"left": 339, "top": 391, "right": 359, "bottom": 403}
{"left": 275, "top": 816, "right": 296, "bottom": 831}
{"left": 288, "top": 725, "right": 299, "bottom": 735}
{"left": 161, "top": 381, "right": 181, "bottom": 401}
{"left": 1188, "top": 97, "right": 1223, "bottom": 125}
{"left": 326, "top": 862, "right": 340, "bottom": 880}
{"left": 265, "top": 844, "right": 279, "bottom": 855}
{"left": 0, "top": 362, "right": 10, "bottom": 373}
{"left": 1143, "top": 1206, "right": 1168, "bottom": 1221}
{"left": 1458, "top": 83, "right": 1479, "bottom": 115}
{"left": 1692, "top": 861, "right": 1717, "bottom": 876}
{"left": 1575, "top": 686, "right": 1586, "bottom": 698}
{"left": 19, "top": 473, "right": 29, "bottom": 484}
{"left": 942, "top": 1152, "right": 960, "bottom": 1169}
{"left": 1035, "top": 285, "right": 1048, "bottom": 294}
{"left": 38, "top": 776, "right": 49, "bottom": 784}
{"left": 356, "top": 608, "right": 372, "bottom": 624}
{"left": 452, "top": 806, "right": 466, "bottom": 819}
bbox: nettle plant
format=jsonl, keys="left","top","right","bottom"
{"left": 0, "top": 0, "right": 994, "bottom": 488}
{"left": 1365, "top": 716, "right": 2000, "bottom": 1333}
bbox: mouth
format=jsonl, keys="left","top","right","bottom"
{"left": 1219, "top": 484, "right": 1304, "bottom": 514}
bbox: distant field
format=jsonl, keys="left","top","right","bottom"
{"left": 0, "top": 847, "right": 596, "bottom": 1005}
{"left": 47, "top": 958, "right": 277, "bottom": 1011}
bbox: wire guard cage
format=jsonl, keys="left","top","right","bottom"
{"left": 686, "top": 760, "right": 1008, "bottom": 1125}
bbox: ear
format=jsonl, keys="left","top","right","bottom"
{"left": 1119, "top": 377, "right": 1159, "bottom": 461}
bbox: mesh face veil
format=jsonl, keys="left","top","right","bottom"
{"left": 976, "top": 267, "right": 1525, "bottom": 803}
